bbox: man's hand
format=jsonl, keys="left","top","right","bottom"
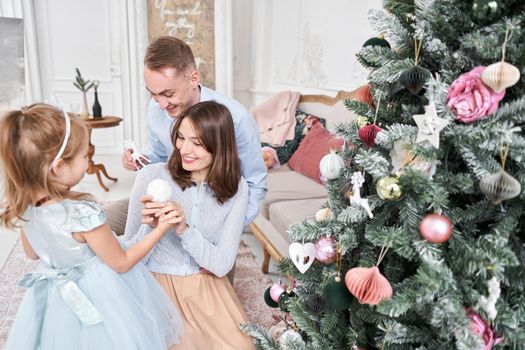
{"left": 122, "top": 149, "right": 151, "bottom": 171}
{"left": 122, "top": 149, "right": 138, "bottom": 171}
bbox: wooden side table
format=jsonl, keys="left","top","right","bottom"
{"left": 83, "top": 116, "right": 123, "bottom": 191}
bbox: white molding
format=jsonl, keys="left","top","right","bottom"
{"left": 1, "top": 0, "right": 43, "bottom": 103}
{"left": 298, "top": 22, "right": 327, "bottom": 88}
{"left": 33, "top": 0, "right": 52, "bottom": 99}
{"left": 0, "top": 0, "right": 21, "bottom": 17}
{"left": 270, "top": 0, "right": 299, "bottom": 86}
{"left": 23, "top": 0, "right": 42, "bottom": 103}
{"left": 214, "top": 0, "right": 233, "bottom": 97}
{"left": 250, "top": 0, "right": 273, "bottom": 88}
{"left": 125, "top": 0, "right": 149, "bottom": 149}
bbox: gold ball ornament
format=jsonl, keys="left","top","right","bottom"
{"left": 479, "top": 170, "right": 521, "bottom": 204}
{"left": 355, "top": 116, "right": 370, "bottom": 128}
{"left": 472, "top": 0, "right": 502, "bottom": 23}
{"left": 482, "top": 62, "right": 521, "bottom": 93}
{"left": 419, "top": 213, "right": 453, "bottom": 243}
{"left": 315, "top": 207, "right": 334, "bottom": 222}
{"left": 376, "top": 176, "right": 402, "bottom": 200}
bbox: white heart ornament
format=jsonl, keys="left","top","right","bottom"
{"left": 288, "top": 242, "right": 316, "bottom": 274}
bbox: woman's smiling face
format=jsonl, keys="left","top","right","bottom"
{"left": 175, "top": 118, "right": 212, "bottom": 182}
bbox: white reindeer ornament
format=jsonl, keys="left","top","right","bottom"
{"left": 350, "top": 171, "right": 374, "bottom": 219}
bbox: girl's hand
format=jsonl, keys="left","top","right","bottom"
{"left": 140, "top": 195, "right": 165, "bottom": 228}
{"left": 155, "top": 202, "right": 188, "bottom": 234}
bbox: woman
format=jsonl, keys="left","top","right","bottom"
{"left": 124, "top": 101, "right": 255, "bottom": 349}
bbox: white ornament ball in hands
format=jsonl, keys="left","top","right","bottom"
{"left": 320, "top": 151, "right": 344, "bottom": 180}
{"left": 147, "top": 179, "right": 172, "bottom": 202}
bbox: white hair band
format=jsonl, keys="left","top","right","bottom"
{"left": 49, "top": 109, "right": 71, "bottom": 171}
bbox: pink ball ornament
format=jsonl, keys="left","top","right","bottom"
{"left": 315, "top": 236, "right": 337, "bottom": 264}
{"left": 419, "top": 214, "right": 453, "bottom": 243}
{"left": 270, "top": 281, "right": 287, "bottom": 303}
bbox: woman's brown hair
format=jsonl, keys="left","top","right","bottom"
{"left": 0, "top": 103, "right": 89, "bottom": 228}
{"left": 167, "top": 101, "right": 241, "bottom": 204}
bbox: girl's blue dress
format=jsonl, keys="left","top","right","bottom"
{"left": 5, "top": 199, "right": 182, "bottom": 350}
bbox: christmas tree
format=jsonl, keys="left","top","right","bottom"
{"left": 242, "top": 0, "right": 525, "bottom": 349}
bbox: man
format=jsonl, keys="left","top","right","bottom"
{"left": 111, "top": 36, "right": 267, "bottom": 234}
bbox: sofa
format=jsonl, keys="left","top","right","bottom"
{"left": 249, "top": 89, "right": 359, "bottom": 273}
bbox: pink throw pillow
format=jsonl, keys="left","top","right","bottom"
{"left": 288, "top": 123, "right": 343, "bottom": 184}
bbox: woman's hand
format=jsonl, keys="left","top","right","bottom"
{"left": 155, "top": 202, "right": 188, "bottom": 235}
{"left": 199, "top": 267, "right": 212, "bottom": 275}
{"left": 140, "top": 195, "right": 165, "bottom": 228}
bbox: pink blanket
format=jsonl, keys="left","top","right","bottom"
{"left": 251, "top": 91, "right": 300, "bottom": 146}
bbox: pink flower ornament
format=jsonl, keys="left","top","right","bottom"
{"left": 447, "top": 66, "right": 505, "bottom": 123}
{"left": 466, "top": 308, "right": 503, "bottom": 350}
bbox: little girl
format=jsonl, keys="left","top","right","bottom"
{"left": 0, "top": 103, "right": 183, "bottom": 350}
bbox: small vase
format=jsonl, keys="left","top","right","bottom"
{"left": 92, "top": 88, "right": 102, "bottom": 118}
{"left": 79, "top": 91, "right": 90, "bottom": 119}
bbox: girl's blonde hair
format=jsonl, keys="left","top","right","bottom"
{"left": 0, "top": 103, "right": 89, "bottom": 229}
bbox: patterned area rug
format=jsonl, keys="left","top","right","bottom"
{"left": 0, "top": 239, "right": 278, "bottom": 348}
{"left": 234, "top": 241, "right": 281, "bottom": 327}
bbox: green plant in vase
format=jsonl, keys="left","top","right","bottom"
{"left": 73, "top": 68, "right": 94, "bottom": 118}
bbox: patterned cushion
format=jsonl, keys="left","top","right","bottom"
{"left": 287, "top": 123, "right": 344, "bottom": 184}
{"left": 261, "top": 109, "right": 326, "bottom": 164}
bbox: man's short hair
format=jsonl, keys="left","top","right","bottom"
{"left": 144, "top": 36, "right": 196, "bottom": 72}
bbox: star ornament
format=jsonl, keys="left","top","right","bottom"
{"left": 413, "top": 101, "right": 449, "bottom": 149}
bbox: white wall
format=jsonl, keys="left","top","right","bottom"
{"left": 232, "top": 0, "right": 383, "bottom": 108}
